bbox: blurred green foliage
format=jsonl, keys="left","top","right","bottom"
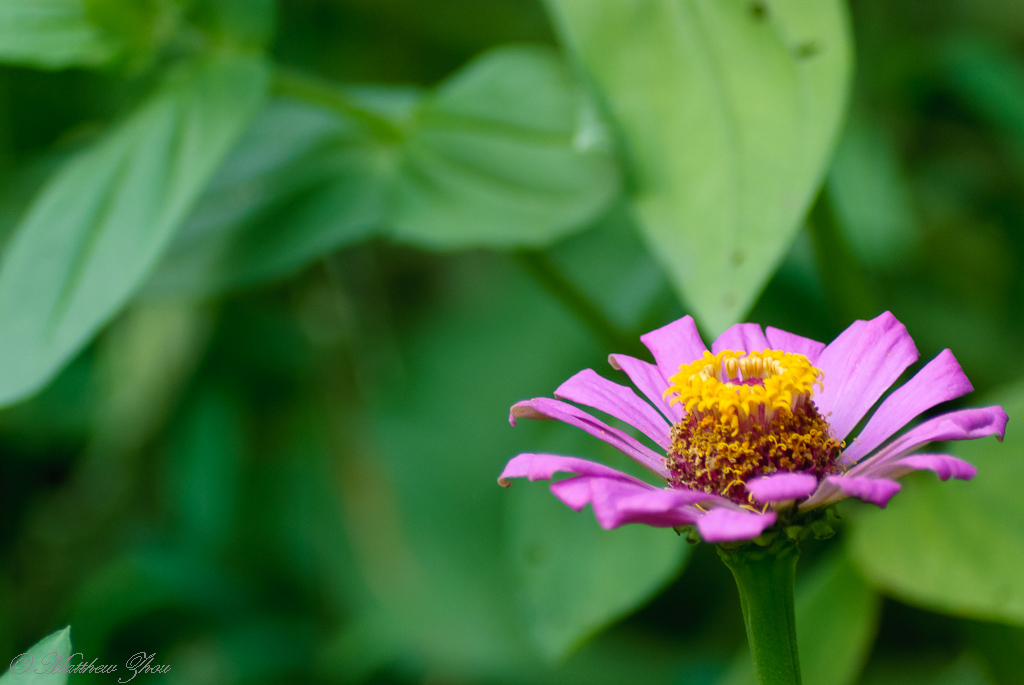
{"left": 0, "top": 0, "right": 1022, "bottom": 683}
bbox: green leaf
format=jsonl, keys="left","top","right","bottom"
{"left": 390, "top": 45, "right": 621, "bottom": 248}
{"left": 546, "top": 0, "right": 852, "bottom": 333}
{"left": 146, "top": 46, "right": 620, "bottom": 298}
{"left": 719, "top": 550, "right": 879, "bottom": 685}
{"left": 506, "top": 468, "right": 688, "bottom": 660}
{"left": 361, "top": 256, "right": 602, "bottom": 669}
{"left": 0, "top": 0, "right": 118, "bottom": 69}
{"left": 192, "top": 0, "right": 276, "bottom": 49}
{"left": 795, "top": 551, "right": 880, "bottom": 685}
{"left": 81, "top": 0, "right": 173, "bottom": 69}
{"left": 848, "top": 383, "right": 1024, "bottom": 624}
{"left": 143, "top": 98, "right": 390, "bottom": 297}
{"left": 346, "top": 251, "right": 687, "bottom": 672}
{"left": 0, "top": 626, "right": 72, "bottom": 685}
{"left": 0, "top": 53, "right": 268, "bottom": 406}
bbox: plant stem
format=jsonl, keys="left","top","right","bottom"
{"left": 514, "top": 249, "right": 637, "bottom": 354}
{"left": 272, "top": 67, "right": 405, "bottom": 141}
{"left": 718, "top": 542, "right": 802, "bottom": 685}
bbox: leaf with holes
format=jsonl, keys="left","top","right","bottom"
{"left": 546, "top": 0, "right": 852, "bottom": 333}
{"left": 0, "top": 53, "right": 267, "bottom": 406}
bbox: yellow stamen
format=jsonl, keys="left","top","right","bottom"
{"left": 664, "top": 349, "right": 824, "bottom": 431}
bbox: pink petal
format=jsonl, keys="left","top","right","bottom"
{"left": 639, "top": 315, "right": 707, "bottom": 380}
{"left": 552, "top": 477, "right": 709, "bottom": 529}
{"left": 745, "top": 472, "right": 819, "bottom": 503}
{"left": 498, "top": 453, "right": 649, "bottom": 487}
{"left": 842, "top": 349, "right": 973, "bottom": 463}
{"left": 696, "top": 508, "right": 778, "bottom": 543}
{"left": 849, "top": 405, "right": 1008, "bottom": 478}
{"left": 879, "top": 453, "right": 978, "bottom": 481}
{"left": 765, "top": 327, "right": 826, "bottom": 363}
{"left": 711, "top": 323, "right": 769, "bottom": 355}
{"left": 555, "top": 368, "right": 671, "bottom": 449}
{"left": 824, "top": 475, "right": 902, "bottom": 508}
{"left": 548, "top": 476, "right": 608, "bottom": 510}
{"left": 510, "top": 398, "right": 670, "bottom": 478}
{"left": 608, "top": 353, "right": 683, "bottom": 423}
{"left": 500, "top": 454, "right": 732, "bottom": 530}
{"left": 814, "top": 312, "right": 919, "bottom": 441}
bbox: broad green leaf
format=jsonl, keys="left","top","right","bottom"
{"left": 507, "top": 479, "right": 688, "bottom": 660}
{"left": 361, "top": 256, "right": 601, "bottom": 670}
{"left": 720, "top": 551, "right": 879, "bottom": 685}
{"left": 795, "top": 551, "right": 880, "bottom": 685}
{"left": 390, "top": 45, "right": 620, "bottom": 247}
{"left": 849, "top": 383, "right": 1023, "bottom": 624}
{"left": 546, "top": 0, "right": 852, "bottom": 333}
{"left": 0, "top": 0, "right": 117, "bottom": 69}
{"left": 146, "top": 46, "right": 620, "bottom": 298}
{"left": 325, "top": 607, "right": 721, "bottom": 685}
{"left": 0, "top": 53, "right": 267, "bottom": 407}
{"left": 0, "top": 626, "right": 72, "bottom": 685}
{"left": 347, "top": 251, "right": 688, "bottom": 672}
{"left": 143, "top": 98, "right": 391, "bottom": 297}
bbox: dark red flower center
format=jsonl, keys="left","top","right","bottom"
{"left": 666, "top": 401, "right": 844, "bottom": 505}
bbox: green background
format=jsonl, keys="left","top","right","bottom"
{"left": 0, "top": 0, "right": 1022, "bottom": 683}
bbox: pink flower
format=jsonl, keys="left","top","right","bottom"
{"left": 498, "top": 313, "right": 1007, "bottom": 543}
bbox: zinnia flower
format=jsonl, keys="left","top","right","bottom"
{"left": 498, "top": 313, "right": 1007, "bottom": 543}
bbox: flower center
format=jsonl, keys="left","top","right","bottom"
{"left": 663, "top": 350, "right": 844, "bottom": 505}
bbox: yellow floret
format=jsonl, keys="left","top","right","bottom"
{"left": 664, "top": 349, "right": 824, "bottom": 430}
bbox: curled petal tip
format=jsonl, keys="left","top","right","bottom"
{"left": 895, "top": 454, "right": 978, "bottom": 482}
{"left": 939, "top": 349, "right": 974, "bottom": 394}
{"left": 509, "top": 401, "right": 551, "bottom": 426}
{"left": 996, "top": 406, "right": 1009, "bottom": 441}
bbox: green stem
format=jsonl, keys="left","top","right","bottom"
{"left": 514, "top": 249, "right": 636, "bottom": 354}
{"left": 272, "top": 67, "right": 405, "bottom": 141}
{"left": 718, "top": 542, "right": 802, "bottom": 685}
